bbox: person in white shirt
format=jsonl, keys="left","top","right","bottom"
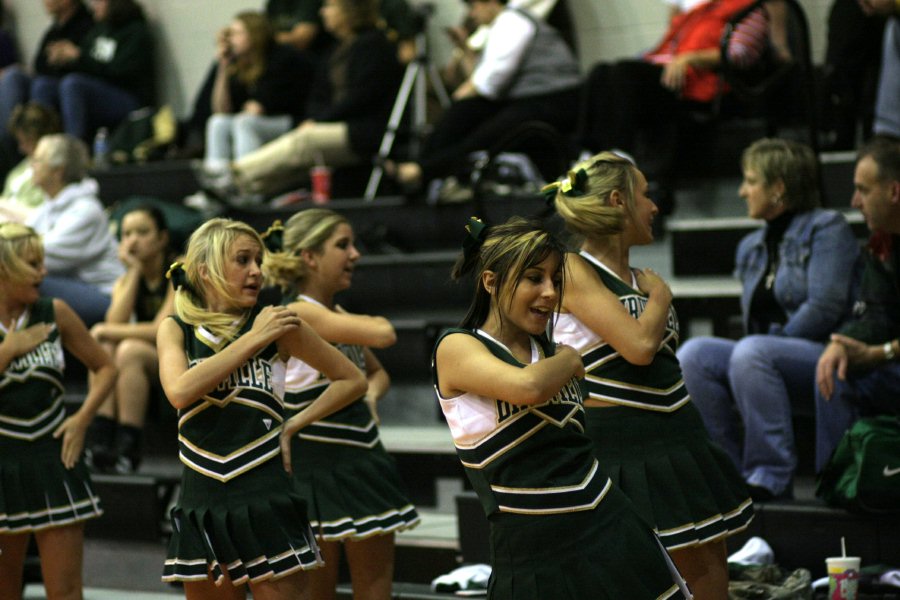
{"left": 391, "top": 0, "right": 580, "bottom": 190}
{"left": 26, "top": 133, "right": 123, "bottom": 326}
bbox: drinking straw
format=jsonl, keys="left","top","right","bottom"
{"left": 841, "top": 536, "right": 847, "bottom": 557}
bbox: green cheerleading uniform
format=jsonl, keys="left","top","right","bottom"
{"left": 283, "top": 295, "right": 419, "bottom": 541}
{"left": 432, "top": 328, "right": 687, "bottom": 600}
{"left": 162, "top": 309, "right": 321, "bottom": 586}
{"left": 0, "top": 297, "right": 102, "bottom": 533}
{"left": 553, "top": 251, "right": 754, "bottom": 550}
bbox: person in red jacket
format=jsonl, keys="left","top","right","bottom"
{"left": 583, "top": 0, "right": 782, "bottom": 215}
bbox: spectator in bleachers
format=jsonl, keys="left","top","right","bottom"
{"left": 202, "top": 12, "right": 314, "bottom": 175}
{"left": 815, "top": 137, "right": 900, "bottom": 471}
{"left": 26, "top": 134, "right": 123, "bottom": 327}
{"left": 30, "top": 0, "right": 153, "bottom": 142}
{"left": 389, "top": 0, "right": 581, "bottom": 192}
{"left": 205, "top": 0, "right": 403, "bottom": 199}
{"left": 0, "top": 102, "right": 62, "bottom": 223}
{"left": 87, "top": 204, "right": 175, "bottom": 475}
{"left": 432, "top": 216, "right": 688, "bottom": 599}
{"left": 581, "top": 0, "right": 783, "bottom": 215}
{"left": 0, "top": 0, "right": 92, "bottom": 156}
{"left": 0, "top": 222, "right": 115, "bottom": 600}
{"left": 864, "top": 0, "right": 900, "bottom": 140}
{"left": 548, "top": 152, "right": 753, "bottom": 599}
{"left": 264, "top": 209, "right": 420, "bottom": 600}
{"left": 819, "top": 0, "right": 886, "bottom": 150}
{"left": 677, "top": 138, "right": 861, "bottom": 502}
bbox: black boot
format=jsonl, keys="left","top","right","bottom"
{"left": 113, "top": 425, "right": 143, "bottom": 475}
{"left": 86, "top": 416, "right": 117, "bottom": 472}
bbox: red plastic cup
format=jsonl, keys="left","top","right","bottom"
{"left": 310, "top": 165, "right": 331, "bottom": 204}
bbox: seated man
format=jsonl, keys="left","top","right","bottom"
{"left": 816, "top": 137, "right": 900, "bottom": 468}
{"left": 391, "top": 0, "right": 582, "bottom": 192}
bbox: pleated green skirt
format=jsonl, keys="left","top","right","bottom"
{"left": 290, "top": 436, "right": 420, "bottom": 541}
{"left": 585, "top": 403, "right": 754, "bottom": 550}
{"left": 0, "top": 435, "right": 102, "bottom": 533}
{"left": 487, "top": 483, "right": 687, "bottom": 600}
{"left": 162, "top": 458, "right": 322, "bottom": 585}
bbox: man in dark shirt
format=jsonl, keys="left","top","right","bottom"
{"left": 815, "top": 137, "right": 900, "bottom": 469}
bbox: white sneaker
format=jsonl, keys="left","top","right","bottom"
{"left": 727, "top": 536, "right": 775, "bottom": 566}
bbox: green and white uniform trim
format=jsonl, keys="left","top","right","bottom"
{"left": 553, "top": 252, "right": 754, "bottom": 550}
{"left": 175, "top": 314, "right": 286, "bottom": 482}
{"left": 433, "top": 328, "right": 611, "bottom": 516}
{"left": 163, "top": 309, "right": 322, "bottom": 585}
{"left": 282, "top": 295, "right": 420, "bottom": 541}
{"left": 0, "top": 297, "right": 102, "bottom": 532}
{"left": 554, "top": 251, "right": 689, "bottom": 412}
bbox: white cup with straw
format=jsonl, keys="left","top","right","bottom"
{"left": 826, "top": 537, "right": 860, "bottom": 600}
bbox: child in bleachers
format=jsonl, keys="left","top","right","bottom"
{"left": 87, "top": 204, "right": 176, "bottom": 474}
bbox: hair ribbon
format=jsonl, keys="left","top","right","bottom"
{"left": 541, "top": 168, "right": 588, "bottom": 205}
{"left": 462, "top": 216, "right": 488, "bottom": 261}
{"left": 261, "top": 220, "right": 284, "bottom": 252}
{"left": 166, "top": 261, "right": 192, "bottom": 294}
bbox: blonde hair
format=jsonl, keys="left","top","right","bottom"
{"left": 264, "top": 208, "right": 349, "bottom": 293}
{"left": 0, "top": 222, "right": 44, "bottom": 285}
{"left": 741, "top": 138, "right": 821, "bottom": 211}
{"left": 549, "top": 151, "right": 641, "bottom": 242}
{"left": 174, "top": 218, "right": 265, "bottom": 340}
{"left": 229, "top": 11, "right": 274, "bottom": 86}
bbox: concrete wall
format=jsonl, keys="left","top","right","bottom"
{"left": 3, "top": 0, "right": 834, "bottom": 119}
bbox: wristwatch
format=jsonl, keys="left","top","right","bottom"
{"left": 884, "top": 340, "right": 896, "bottom": 361}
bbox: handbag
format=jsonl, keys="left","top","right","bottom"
{"left": 816, "top": 415, "right": 900, "bottom": 514}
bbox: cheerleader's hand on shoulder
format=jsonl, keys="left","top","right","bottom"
{"left": 634, "top": 268, "right": 672, "bottom": 303}
{"left": 556, "top": 344, "right": 586, "bottom": 379}
{"left": 250, "top": 305, "right": 301, "bottom": 344}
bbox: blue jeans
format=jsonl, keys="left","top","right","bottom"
{"left": 875, "top": 18, "right": 900, "bottom": 138}
{"left": 815, "top": 360, "right": 900, "bottom": 470}
{"left": 678, "top": 335, "right": 824, "bottom": 495}
{"left": 0, "top": 65, "right": 30, "bottom": 141}
{"left": 33, "top": 73, "right": 142, "bottom": 140}
{"left": 40, "top": 276, "right": 111, "bottom": 328}
{"left": 204, "top": 113, "right": 292, "bottom": 166}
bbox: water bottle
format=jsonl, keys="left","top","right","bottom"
{"left": 93, "top": 127, "right": 109, "bottom": 169}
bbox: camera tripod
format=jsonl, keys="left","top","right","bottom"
{"left": 364, "top": 6, "right": 451, "bottom": 201}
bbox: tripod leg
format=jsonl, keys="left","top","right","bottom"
{"left": 427, "top": 62, "right": 451, "bottom": 109}
{"left": 365, "top": 62, "right": 421, "bottom": 201}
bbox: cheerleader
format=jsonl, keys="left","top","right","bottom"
{"left": 157, "top": 217, "right": 366, "bottom": 599}
{"left": 547, "top": 152, "right": 754, "bottom": 599}
{"left": 0, "top": 222, "right": 115, "bottom": 600}
{"left": 264, "top": 209, "right": 420, "bottom": 600}
{"left": 431, "top": 216, "right": 687, "bottom": 600}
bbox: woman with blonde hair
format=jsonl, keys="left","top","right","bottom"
{"left": 264, "top": 208, "right": 420, "bottom": 600}
{"left": 204, "top": 11, "right": 313, "bottom": 172}
{"left": 548, "top": 152, "right": 754, "bottom": 599}
{"left": 157, "top": 217, "right": 366, "bottom": 599}
{"left": 678, "top": 138, "right": 860, "bottom": 501}
{"left": 0, "top": 222, "right": 116, "bottom": 600}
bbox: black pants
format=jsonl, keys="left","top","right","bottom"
{"left": 418, "top": 85, "right": 580, "bottom": 182}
